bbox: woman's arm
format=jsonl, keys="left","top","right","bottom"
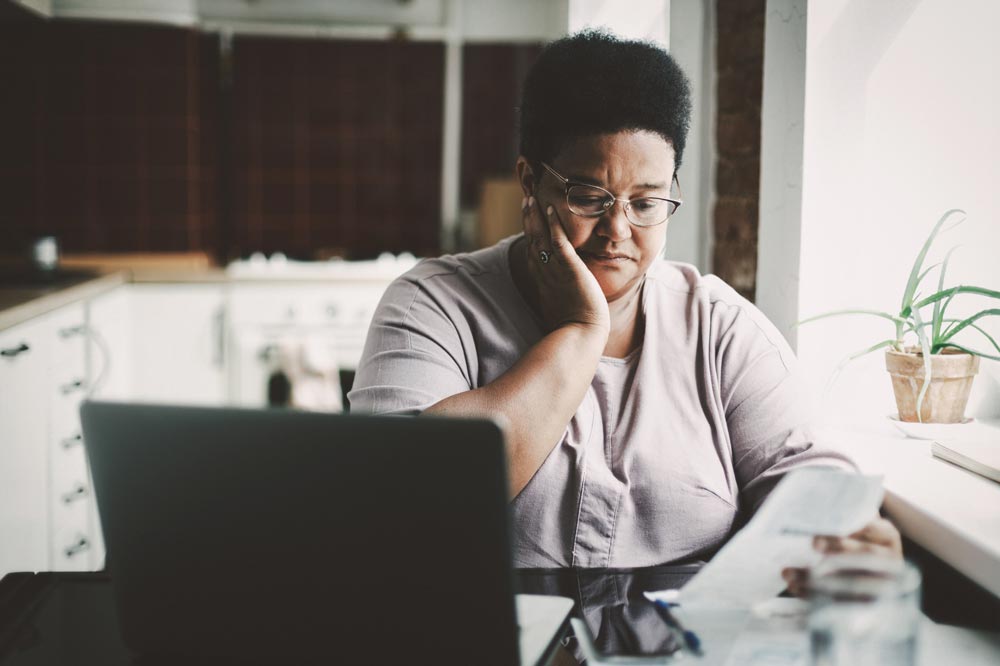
{"left": 424, "top": 321, "right": 605, "bottom": 497}
{"left": 426, "top": 199, "right": 610, "bottom": 498}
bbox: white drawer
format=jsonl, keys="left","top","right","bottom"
{"left": 50, "top": 437, "right": 88, "bottom": 488}
{"left": 50, "top": 474, "right": 93, "bottom": 572}
{"left": 51, "top": 476, "right": 93, "bottom": 518}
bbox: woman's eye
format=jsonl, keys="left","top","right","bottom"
{"left": 631, "top": 199, "right": 663, "bottom": 212}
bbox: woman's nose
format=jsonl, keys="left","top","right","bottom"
{"left": 596, "top": 200, "right": 632, "bottom": 241}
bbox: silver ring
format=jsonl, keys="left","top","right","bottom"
{"left": 539, "top": 250, "right": 551, "bottom": 264}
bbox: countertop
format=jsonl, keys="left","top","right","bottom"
{"left": 821, "top": 417, "right": 1000, "bottom": 599}
{"left": 0, "top": 252, "right": 420, "bottom": 331}
{"left": 0, "top": 270, "right": 127, "bottom": 332}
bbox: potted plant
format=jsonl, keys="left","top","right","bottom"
{"left": 800, "top": 209, "right": 1000, "bottom": 423}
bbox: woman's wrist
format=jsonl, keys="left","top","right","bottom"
{"left": 555, "top": 320, "right": 610, "bottom": 355}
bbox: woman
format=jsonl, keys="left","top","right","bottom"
{"left": 349, "top": 31, "right": 899, "bottom": 576}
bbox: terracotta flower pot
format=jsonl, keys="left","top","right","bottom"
{"left": 885, "top": 348, "right": 980, "bottom": 423}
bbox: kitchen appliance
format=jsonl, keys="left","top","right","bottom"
{"left": 225, "top": 253, "right": 417, "bottom": 411}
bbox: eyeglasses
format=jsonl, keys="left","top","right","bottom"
{"left": 541, "top": 162, "right": 682, "bottom": 228}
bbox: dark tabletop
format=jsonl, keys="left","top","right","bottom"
{"left": 1, "top": 565, "right": 701, "bottom": 665}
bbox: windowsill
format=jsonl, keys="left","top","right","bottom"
{"left": 819, "top": 417, "right": 1000, "bottom": 599}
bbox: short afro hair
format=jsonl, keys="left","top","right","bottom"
{"left": 518, "top": 29, "right": 692, "bottom": 175}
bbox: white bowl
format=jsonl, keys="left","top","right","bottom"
{"left": 888, "top": 415, "right": 974, "bottom": 440}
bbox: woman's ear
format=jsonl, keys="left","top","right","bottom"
{"left": 515, "top": 156, "right": 536, "bottom": 198}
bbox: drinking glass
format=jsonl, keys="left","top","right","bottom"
{"left": 808, "top": 554, "right": 921, "bottom": 666}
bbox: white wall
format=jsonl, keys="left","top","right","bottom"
{"left": 568, "top": 0, "right": 669, "bottom": 45}
{"left": 758, "top": 0, "right": 1000, "bottom": 422}
{"left": 667, "top": 0, "right": 714, "bottom": 271}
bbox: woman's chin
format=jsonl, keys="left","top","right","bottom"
{"left": 594, "top": 274, "right": 639, "bottom": 301}
{"left": 587, "top": 261, "right": 635, "bottom": 298}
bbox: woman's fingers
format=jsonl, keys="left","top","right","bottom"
{"left": 787, "top": 518, "right": 904, "bottom": 599}
{"left": 521, "top": 196, "right": 548, "bottom": 253}
{"left": 781, "top": 566, "right": 809, "bottom": 598}
{"left": 544, "top": 204, "right": 573, "bottom": 260}
{"left": 812, "top": 517, "right": 903, "bottom": 559}
{"left": 813, "top": 535, "right": 894, "bottom": 558}
{"left": 849, "top": 517, "right": 903, "bottom": 556}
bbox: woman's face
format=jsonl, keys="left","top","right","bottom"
{"left": 523, "top": 130, "right": 677, "bottom": 303}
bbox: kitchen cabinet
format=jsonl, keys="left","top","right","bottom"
{"left": 44, "top": 303, "right": 97, "bottom": 571}
{"left": 86, "top": 285, "right": 133, "bottom": 400}
{"left": 0, "top": 302, "right": 101, "bottom": 574}
{"left": 128, "top": 283, "right": 227, "bottom": 405}
{"left": 1, "top": 273, "right": 398, "bottom": 576}
{"left": 0, "top": 315, "right": 52, "bottom": 574}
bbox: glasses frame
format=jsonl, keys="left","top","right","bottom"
{"left": 540, "top": 162, "right": 683, "bottom": 228}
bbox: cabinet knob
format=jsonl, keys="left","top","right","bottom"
{"left": 61, "top": 433, "right": 84, "bottom": 449}
{"left": 61, "top": 483, "right": 89, "bottom": 504}
{"left": 60, "top": 378, "right": 86, "bottom": 395}
{"left": 1, "top": 342, "right": 30, "bottom": 357}
{"left": 64, "top": 535, "right": 90, "bottom": 558}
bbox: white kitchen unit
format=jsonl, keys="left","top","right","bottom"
{"left": 1, "top": 266, "right": 404, "bottom": 577}
{"left": 85, "top": 285, "right": 133, "bottom": 401}
{"left": 127, "top": 283, "right": 228, "bottom": 406}
{"left": 227, "top": 281, "right": 388, "bottom": 409}
{"left": 43, "top": 303, "right": 97, "bottom": 571}
{"left": 0, "top": 314, "right": 53, "bottom": 574}
{"left": 0, "top": 301, "right": 102, "bottom": 574}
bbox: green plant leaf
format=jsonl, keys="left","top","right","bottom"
{"left": 936, "top": 289, "right": 961, "bottom": 341}
{"left": 823, "top": 339, "right": 899, "bottom": 397}
{"left": 938, "top": 309, "right": 1000, "bottom": 344}
{"left": 917, "top": 261, "right": 942, "bottom": 285}
{"left": 901, "top": 209, "right": 965, "bottom": 316}
{"left": 797, "top": 309, "right": 908, "bottom": 327}
{"left": 932, "top": 246, "right": 961, "bottom": 343}
{"left": 937, "top": 342, "right": 1000, "bottom": 362}
{"left": 967, "top": 323, "right": 1000, "bottom": 356}
{"left": 911, "top": 308, "right": 933, "bottom": 423}
{"left": 913, "top": 285, "right": 1000, "bottom": 310}
{"left": 936, "top": 322, "right": 1000, "bottom": 357}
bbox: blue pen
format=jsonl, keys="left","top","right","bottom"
{"left": 651, "top": 599, "right": 702, "bottom": 655}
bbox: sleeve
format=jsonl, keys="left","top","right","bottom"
{"left": 347, "top": 276, "right": 473, "bottom": 415}
{"left": 714, "top": 301, "right": 857, "bottom": 515}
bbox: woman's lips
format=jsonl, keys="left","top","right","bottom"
{"left": 580, "top": 251, "right": 633, "bottom": 262}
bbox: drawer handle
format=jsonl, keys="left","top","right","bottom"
{"left": 64, "top": 536, "right": 90, "bottom": 558}
{"left": 61, "top": 483, "right": 88, "bottom": 504}
{"left": 60, "top": 378, "right": 86, "bottom": 395}
{"left": 61, "top": 433, "right": 84, "bottom": 449}
{"left": 58, "top": 325, "right": 85, "bottom": 339}
{"left": 1, "top": 343, "right": 30, "bottom": 357}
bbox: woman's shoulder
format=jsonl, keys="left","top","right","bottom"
{"left": 645, "top": 258, "right": 748, "bottom": 309}
{"left": 645, "top": 259, "right": 793, "bottom": 358}
{"left": 395, "top": 235, "right": 518, "bottom": 288}
{"left": 376, "top": 236, "right": 528, "bottom": 328}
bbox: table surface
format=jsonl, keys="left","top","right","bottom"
{"left": 3, "top": 567, "right": 998, "bottom": 666}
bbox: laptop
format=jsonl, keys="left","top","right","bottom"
{"left": 80, "top": 401, "right": 571, "bottom": 665}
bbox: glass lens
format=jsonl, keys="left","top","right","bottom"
{"left": 566, "top": 185, "right": 611, "bottom": 215}
{"left": 627, "top": 198, "right": 674, "bottom": 226}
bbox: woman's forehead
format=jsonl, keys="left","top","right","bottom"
{"left": 552, "top": 130, "right": 676, "bottom": 185}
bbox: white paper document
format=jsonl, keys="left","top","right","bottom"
{"left": 646, "top": 468, "right": 884, "bottom": 609}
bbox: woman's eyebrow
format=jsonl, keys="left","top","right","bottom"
{"left": 566, "top": 174, "right": 668, "bottom": 191}
{"left": 634, "top": 181, "right": 668, "bottom": 191}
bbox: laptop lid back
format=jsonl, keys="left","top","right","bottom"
{"left": 81, "top": 401, "right": 517, "bottom": 665}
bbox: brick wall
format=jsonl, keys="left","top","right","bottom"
{"left": 713, "top": 0, "right": 765, "bottom": 301}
